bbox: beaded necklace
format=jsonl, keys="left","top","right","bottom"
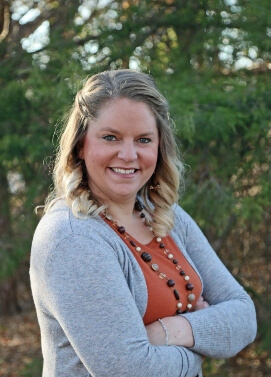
{"left": 103, "top": 199, "right": 196, "bottom": 314}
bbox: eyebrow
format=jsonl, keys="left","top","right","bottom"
{"left": 98, "top": 127, "right": 156, "bottom": 137}
{"left": 98, "top": 127, "right": 121, "bottom": 134}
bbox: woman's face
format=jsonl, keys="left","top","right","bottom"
{"left": 80, "top": 97, "right": 159, "bottom": 206}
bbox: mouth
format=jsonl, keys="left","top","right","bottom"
{"left": 110, "top": 168, "right": 137, "bottom": 175}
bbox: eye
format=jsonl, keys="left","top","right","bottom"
{"left": 103, "top": 135, "right": 117, "bottom": 141}
{"left": 138, "top": 137, "right": 151, "bottom": 144}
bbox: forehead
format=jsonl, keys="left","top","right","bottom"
{"left": 89, "top": 98, "right": 158, "bottom": 132}
{"left": 98, "top": 97, "right": 154, "bottom": 116}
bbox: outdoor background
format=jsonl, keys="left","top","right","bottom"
{"left": 0, "top": 0, "right": 270, "bottom": 376}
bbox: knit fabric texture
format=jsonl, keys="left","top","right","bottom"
{"left": 30, "top": 200, "right": 257, "bottom": 377}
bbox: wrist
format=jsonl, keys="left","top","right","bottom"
{"left": 158, "top": 318, "right": 169, "bottom": 345}
{"left": 162, "top": 316, "right": 195, "bottom": 348}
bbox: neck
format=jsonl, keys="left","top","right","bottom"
{"left": 104, "top": 198, "right": 155, "bottom": 244}
{"left": 106, "top": 199, "right": 137, "bottom": 225}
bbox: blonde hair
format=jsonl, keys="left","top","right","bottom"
{"left": 46, "top": 69, "right": 185, "bottom": 237}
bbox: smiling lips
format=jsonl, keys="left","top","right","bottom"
{"left": 110, "top": 168, "right": 137, "bottom": 175}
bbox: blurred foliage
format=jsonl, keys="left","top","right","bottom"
{"left": 0, "top": 0, "right": 270, "bottom": 375}
{"left": 19, "top": 359, "right": 43, "bottom": 377}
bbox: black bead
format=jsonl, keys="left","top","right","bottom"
{"left": 180, "top": 270, "right": 186, "bottom": 276}
{"left": 117, "top": 226, "right": 125, "bottom": 234}
{"left": 159, "top": 243, "right": 165, "bottom": 248}
{"left": 130, "top": 240, "right": 136, "bottom": 247}
{"left": 134, "top": 200, "right": 144, "bottom": 212}
{"left": 176, "top": 309, "right": 183, "bottom": 315}
{"left": 167, "top": 279, "right": 175, "bottom": 287}
{"left": 173, "top": 289, "right": 180, "bottom": 300}
{"left": 140, "top": 213, "right": 145, "bottom": 218}
{"left": 186, "top": 283, "right": 194, "bottom": 291}
{"left": 141, "top": 252, "right": 152, "bottom": 262}
{"left": 173, "top": 259, "right": 178, "bottom": 264}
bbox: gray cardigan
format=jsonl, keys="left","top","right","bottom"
{"left": 30, "top": 201, "right": 257, "bottom": 377}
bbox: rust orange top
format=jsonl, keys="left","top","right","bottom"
{"left": 104, "top": 217, "right": 202, "bottom": 325}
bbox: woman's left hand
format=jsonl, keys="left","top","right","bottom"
{"left": 193, "top": 295, "right": 209, "bottom": 311}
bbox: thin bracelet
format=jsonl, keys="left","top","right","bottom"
{"left": 158, "top": 318, "right": 169, "bottom": 346}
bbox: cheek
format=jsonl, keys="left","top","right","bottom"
{"left": 149, "top": 145, "right": 159, "bottom": 164}
{"left": 82, "top": 139, "right": 99, "bottom": 164}
{"left": 84, "top": 149, "right": 109, "bottom": 173}
{"left": 142, "top": 150, "right": 158, "bottom": 171}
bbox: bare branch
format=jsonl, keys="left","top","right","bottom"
{"left": 0, "top": 1, "right": 10, "bottom": 42}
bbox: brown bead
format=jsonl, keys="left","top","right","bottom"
{"left": 186, "top": 283, "right": 194, "bottom": 291}
{"left": 180, "top": 270, "right": 186, "bottom": 276}
{"left": 167, "top": 279, "right": 175, "bottom": 287}
{"left": 117, "top": 226, "right": 125, "bottom": 234}
{"left": 159, "top": 243, "right": 164, "bottom": 248}
{"left": 173, "top": 289, "right": 180, "bottom": 300}
{"left": 134, "top": 200, "right": 144, "bottom": 212}
{"left": 140, "top": 213, "right": 145, "bottom": 218}
{"left": 141, "top": 252, "right": 152, "bottom": 262}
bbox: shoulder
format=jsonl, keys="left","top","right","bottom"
{"left": 31, "top": 200, "right": 120, "bottom": 265}
{"left": 172, "top": 204, "right": 195, "bottom": 234}
{"left": 38, "top": 198, "right": 117, "bottom": 235}
{"left": 33, "top": 200, "right": 101, "bottom": 245}
{"left": 171, "top": 204, "right": 207, "bottom": 249}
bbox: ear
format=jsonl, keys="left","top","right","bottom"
{"left": 77, "top": 138, "right": 85, "bottom": 160}
{"left": 78, "top": 148, "right": 84, "bottom": 160}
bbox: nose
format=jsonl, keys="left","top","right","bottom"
{"left": 118, "top": 141, "right": 138, "bottom": 162}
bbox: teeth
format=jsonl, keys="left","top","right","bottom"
{"left": 111, "top": 168, "right": 135, "bottom": 174}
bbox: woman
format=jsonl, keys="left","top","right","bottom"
{"left": 30, "top": 69, "right": 257, "bottom": 377}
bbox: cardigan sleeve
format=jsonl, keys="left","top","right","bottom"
{"left": 41, "top": 233, "right": 202, "bottom": 377}
{"left": 174, "top": 206, "right": 257, "bottom": 359}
